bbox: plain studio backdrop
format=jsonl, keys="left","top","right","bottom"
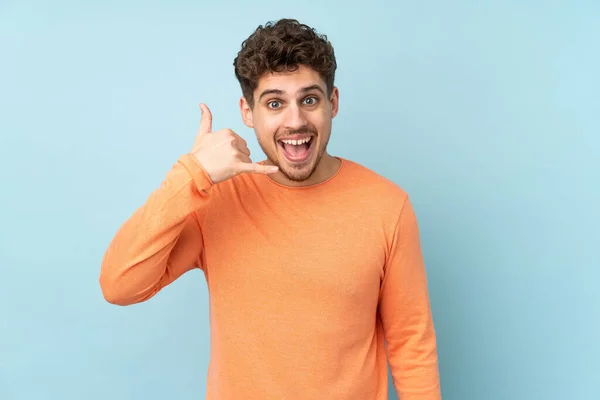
{"left": 1, "top": 1, "right": 598, "bottom": 399}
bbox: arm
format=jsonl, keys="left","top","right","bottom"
{"left": 100, "top": 104, "right": 278, "bottom": 306}
{"left": 378, "top": 195, "right": 441, "bottom": 399}
{"left": 99, "top": 154, "right": 213, "bottom": 306}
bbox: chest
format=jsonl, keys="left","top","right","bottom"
{"left": 201, "top": 199, "right": 387, "bottom": 315}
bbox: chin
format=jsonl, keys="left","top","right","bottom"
{"left": 258, "top": 129, "right": 329, "bottom": 182}
{"left": 278, "top": 162, "right": 318, "bottom": 182}
{"left": 274, "top": 135, "right": 322, "bottom": 182}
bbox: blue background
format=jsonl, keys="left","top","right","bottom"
{"left": 1, "top": 1, "right": 598, "bottom": 399}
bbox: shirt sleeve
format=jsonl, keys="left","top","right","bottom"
{"left": 378, "top": 195, "right": 442, "bottom": 399}
{"left": 99, "top": 153, "right": 214, "bottom": 306}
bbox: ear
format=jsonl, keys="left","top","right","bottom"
{"left": 330, "top": 86, "right": 339, "bottom": 118}
{"left": 239, "top": 96, "right": 254, "bottom": 128}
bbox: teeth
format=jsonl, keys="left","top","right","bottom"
{"left": 281, "top": 137, "right": 312, "bottom": 145}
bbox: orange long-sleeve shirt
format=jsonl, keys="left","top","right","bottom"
{"left": 99, "top": 153, "right": 441, "bottom": 399}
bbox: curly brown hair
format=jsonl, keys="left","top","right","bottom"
{"left": 233, "top": 18, "right": 337, "bottom": 108}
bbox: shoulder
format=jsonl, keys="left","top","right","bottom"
{"left": 340, "top": 158, "right": 410, "bottom": 207}
{"left": 339, "top": 158, "right": 417, "bottom": 249}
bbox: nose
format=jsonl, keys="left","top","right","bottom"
{"left": 283, "top": 104, "right": 308, "bottom": 132}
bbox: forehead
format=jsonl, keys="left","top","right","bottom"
{"left": 255, "top": 65, "right": 325, "bottom": 94}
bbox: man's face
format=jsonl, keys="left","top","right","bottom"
{"left": 240, "top": 65, "right": 339, "bottom": 183}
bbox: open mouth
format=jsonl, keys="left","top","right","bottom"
{"left": 277, "top": 136, "right": 315, "bottom": 163}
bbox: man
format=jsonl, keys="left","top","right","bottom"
{"left": 100, "top": 18, "right": 441, "bottom": 400}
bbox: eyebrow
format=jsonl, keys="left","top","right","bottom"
{"left": 258, "top": 84, "right": 326, "bottom": 102}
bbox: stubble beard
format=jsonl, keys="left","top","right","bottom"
{"left": 258, "top": 130, "right": 330, "bottom": 183}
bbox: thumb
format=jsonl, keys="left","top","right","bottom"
{"left": 198, "top": 103, "right": 212, "bottom": 135}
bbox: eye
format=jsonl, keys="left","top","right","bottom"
{"left": 303, "top": 96, "right": 319, "bottom": 105}
{"left": 267, "top": 100, "right": 282, "bottom": 109}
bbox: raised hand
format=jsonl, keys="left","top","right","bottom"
{"left": 191, "top": 103, "right": 278, "bottom": 184}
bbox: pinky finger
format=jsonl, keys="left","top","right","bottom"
{"left": 239, "top": 162, "right": 279, "bottom": 175}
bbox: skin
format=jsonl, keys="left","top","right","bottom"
{"left": 239, "top": 65, "right": 341, "bottom": 187}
